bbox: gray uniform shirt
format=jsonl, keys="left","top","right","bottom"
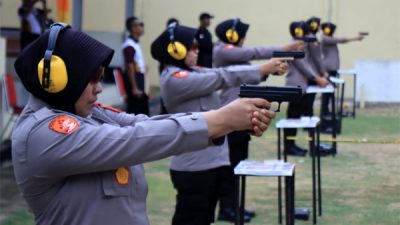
{"left": 160, "top": 65, "right": 260, "bottom": 171}
{"left": 307, "top": 35, "right": 325, "bottom": 76}
{"left": 286, "top": 40, "right": 318, "bottom": 91}
{"left": 12, "top": 95, "right": 215, "bottom": 225}
{"left": 213, "top": 41, "right": 281, "bottom": 106}
{"left": 321, "top": 34, "right": 348, "bottom": 71}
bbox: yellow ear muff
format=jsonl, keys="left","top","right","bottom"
{"left": 167, "top": 41, "right": 187, "bottom": 60}
{"left": 38, "top": 55, "right": 68, "bottom": 93}
{"left": 294, "top": 27, "right": 304, "bottom": 37}
{"left": 226, "top": 29, "right": 239, "bottom": 43}
{"left": 310, "top": 21, "right": 318, "bottom": 31}
{"left": 323, "top": 27, "right": 331, "bottom": 35}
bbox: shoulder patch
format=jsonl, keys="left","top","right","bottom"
{"left": 49, "top": 115, "right": 80, "bottom": 134}
{"left": 95, "top": 102, "right": 123, "bottom": 113}
{"left": 173, "top": 71, "right": 190, "bottom": 79}
{"left": 194, "top": 66, "right": 205, "bottom": 69}
{"left": 224, "top": 44, "right": 235, "bottom": 49}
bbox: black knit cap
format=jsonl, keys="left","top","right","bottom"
{"left": 321, "top": 22, "right": 336, "bottom": 36}
{"left": 14, "top": 27, "right": 114, "bottom": 113}
{"left": 306, "top": 17, "right": 321, "bottom": 34}
{"left": 289, "top": 21, "right": 310, "bottom": 38}
{"left": 215, "top": 19, "right": 250, "bottom": 45}
{"left": 151, "top": 25, "right": 197, "bottom": 69}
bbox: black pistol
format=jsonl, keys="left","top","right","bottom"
{"left": 359, "top": 32, "right": 369, "bottom": 36}
{"left": 294, "top": 36, "right": 317, "bottom": 43}
{"left": 238, "top": 84, "right": 303, "bottom": 112}
{"left": 272, "top": 51, "right": 305, "bottom": 59}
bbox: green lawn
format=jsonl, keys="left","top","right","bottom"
{"left": 2, "top": 107, "right": 400, "bottom": 225}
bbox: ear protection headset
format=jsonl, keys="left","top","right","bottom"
{"left": 167, "top": 22, "right": 187, "bottom": 60}
{"left": 310, "top": 21, "right": 319, "bottom": 31}
{"left": 323, "top": 26, "right": 332, "bottom": 36}
{"left": 294, "top": 26, "right": 304, "bottom": 37}
{"left": 226, "top": 18, "right": 239, "bottom": 44}
{"left": 37, "top": 23, "right": 70, "bottom": 93}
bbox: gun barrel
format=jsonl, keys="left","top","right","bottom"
{"left": 239, "top": 85, "right": 303, "bottom": 102}
{"left": 359, "top": 32, "right": 369, "bottom": 36}
{"left": 272, "top": 51, "right": 305, "bottom": 59}
{"left": 294, "top": 37, "right": 317, "bottom": 42}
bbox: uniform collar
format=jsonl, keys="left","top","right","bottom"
{"left": 27, "top": 94, "right": 51, "bottom": 112}
{"left": 27, "top": 94, "right": 95, "bottom": 120}
{"left": 129, "top": 35, "right": 139, "bottom": 43}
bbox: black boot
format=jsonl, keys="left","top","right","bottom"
{"left": 244, "top": 209, "right": 256, "bottom": 218}
{"left": 286, "top": 145, "right": 307, "bottom": 157}
{"left": 218, "top": 208, "right": 252, "bottom": 223}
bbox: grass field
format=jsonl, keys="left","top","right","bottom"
{"left": 1, "top": 107, "right": 399, "bottom": 225}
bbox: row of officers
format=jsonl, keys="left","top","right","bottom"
{"left": 11, "top": 12, "right": 363, "bottom": 225}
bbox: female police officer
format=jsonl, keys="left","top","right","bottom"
{"left": 212, "top": 18, "right": 303, "bottom": 221}
{"left": 320, "top": 22, "right": 364, "bottom": 118}
{"left": 151, "top": 23, "right": 288, "bottom": 225}
{"left": 12, "top": 23, "right": 274, "bottom": 225}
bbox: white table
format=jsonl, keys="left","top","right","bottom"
{"left": 275, "top": 117, "right": 323, "bottom": 224}
{"left": 234, "top": 160, "right": 296, "bottom": 225}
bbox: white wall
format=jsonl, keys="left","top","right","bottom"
{"left": 135, "top": 0, "right": 400, "bottom": 90}
{"left": 356, "top": 60, "right": 400, "bottom": 102}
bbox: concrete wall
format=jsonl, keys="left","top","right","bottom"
{"left": 1, "top": 0, "right": 399, "bottom": 99}
{"left": 0, "top": 0, "right": 58, "bottom": 28}
{"left": 134, "top": 0, "right": 400, "bottom": 93}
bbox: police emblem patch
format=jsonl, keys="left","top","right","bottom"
{"left": 49, "top": 115, "right": 80, "bottom": 134}
{"left": 224, "top": 44, "right": 234, "bottom": 49}
{"left": 115, "top": 167, "right": 130, "bottom": 185}
{"left": 174, "top": 71, "right": 189, "bottom": 78}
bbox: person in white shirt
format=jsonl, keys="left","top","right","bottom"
{"left": 121, "top": 16, "right": 149, "bottom": 115}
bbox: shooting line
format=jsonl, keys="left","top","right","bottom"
{"left": 264, "top": 135, "right": 400, "bottom": 144}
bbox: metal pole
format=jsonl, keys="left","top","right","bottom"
{"left": 72, "top": 0, "right": 83, "bottom": 30}
{"left": 126, "top": 0, "right": 135, "bottom": 18}
{"left": 327, "top": 0, "right": 333, "bottom": 22}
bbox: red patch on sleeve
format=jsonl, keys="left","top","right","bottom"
{"left": 224, "top": 44, "right": 235, "bottom": 49}
{"left": 49, "top": 115, "right": 80, "bottom": 134}
{"left": 173, "top": 71, "right": 189, "bottom": 78}
{"left": 96, "top": 102, "right": 123, "bottom": 113}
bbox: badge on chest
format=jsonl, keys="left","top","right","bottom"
{"left": 115, "top": 167, "right": 130, "bottom": 185}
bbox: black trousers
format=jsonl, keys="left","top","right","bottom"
{"left": 123, "top": 72, "right": 149, "bottom": 115}
{"left": 171, "top": 167, "right": 230, "bottom": 225}
{"left": 321, "top": 71, "right": 338, "bottom": 115}
{"left": 284, "top": 94, "right": 314, "bottom": 148}
{"left": 217, "top": 131, "right": 250, "bottom": 211}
